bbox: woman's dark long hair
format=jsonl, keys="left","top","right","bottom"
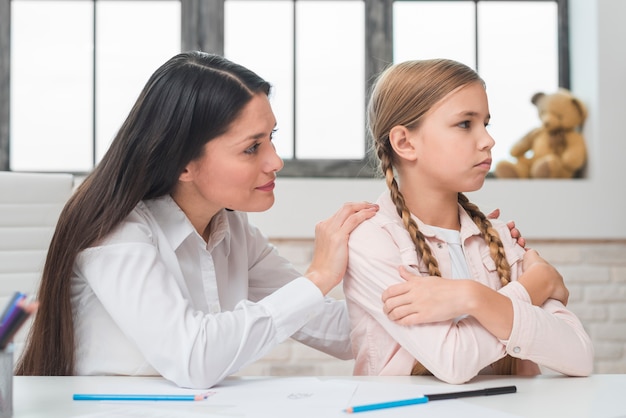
{"left": 15, "top": 51, "right": 271, "bottom": 376}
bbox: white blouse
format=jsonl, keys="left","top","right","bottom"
{"left": 71, "top": 195, "right": 351, "bottom": 388}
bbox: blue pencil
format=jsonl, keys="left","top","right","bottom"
{"left": 345, "top": 385, "right": 517, "bottom": 413}
{"left": 345, "top": 396, "right": 429, "bottom": 413}
{"left": 73, "top": 393, "right": 212, "bottom": 401}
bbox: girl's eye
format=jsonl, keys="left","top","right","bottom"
{"left": 244, "top": 143, "right": 261, "bottom": 155}
{"left": 270, "top": 128, "right": 278, "bottom": 141}
{"left": 458, "top": 121, "right": 470, "bottom": 129}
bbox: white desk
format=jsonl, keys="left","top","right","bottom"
{"left": 11, "top": 374, "right": 626, "bottom": 418}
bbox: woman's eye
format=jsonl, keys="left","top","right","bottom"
{"left": 458, "top": 121, "right": 471, "bottom": 129}
{"left": 244, "top": 143, "right": 261, "bottom": 155}
{"left": 270, "top": 128, "right": 278, "bottom": 141}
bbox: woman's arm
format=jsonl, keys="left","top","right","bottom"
{"left": 247, "top": 202, "right": 379, "bottom": 360}
{"left": 77, "top": 239, "right": 325, "bottom": 389}
{"left": 75, "top": 202, "right": 378, "bottom": 389}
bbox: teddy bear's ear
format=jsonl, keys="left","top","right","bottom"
{"left": 531, "top": 92, "right": 545, "bottom": 105}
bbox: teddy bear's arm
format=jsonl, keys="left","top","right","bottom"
{"left": 561, "top": 133, "right": 587, "bottom": 171}
{"left": 510, "top": 128, "right": 542, "bottom": 158}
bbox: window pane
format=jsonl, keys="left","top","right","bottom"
{"left": 10, "top": 1, "right": 93, "bottom": 172}
{"left": 224, "top": 1, "right": 294, "bottom": 158}
{"left": 96, "top": 1, "right": 181, "bottom": 162}
{"left": 295, "top": 1, "right": 365, "bottom": 159}
{"left": 478, "top": 1, "right": 559, "bottom": 167}
{"left": 393, "top": 1, "right": 475, "bottom": 67}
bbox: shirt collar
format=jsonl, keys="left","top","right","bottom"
{"left": 457, "top": 204, "right": 482, "bottom": 239}
{"left": 206, "top": 209, "right": 232, "bottom": 255}
{"left": 143, "top": 195, "right": 232, "bottom": 254}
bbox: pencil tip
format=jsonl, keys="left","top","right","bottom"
{"left": 195, "top": 391, "right": 213, "bottom": 401}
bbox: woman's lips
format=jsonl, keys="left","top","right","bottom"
{"left": 256, "top": 180, "right": 275, "bottom": 191}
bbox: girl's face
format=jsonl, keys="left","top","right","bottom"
{"left": 177, "top": 93, "right": 284, "bottom": 219}
{"left": 405, "top": 81, "right": 495, "bottom": 194}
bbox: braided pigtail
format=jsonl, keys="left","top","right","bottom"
{"left": 457, "top": 193, "right": 518, "bottom": 375}
{"left": 457, "top": 193, "right": 510, "bottom": 286}
{"left": 377, "top": 143, "right": 441, "bottom": 277}
{"left": 376, "top": 139, "right": 436, "bottom": 376}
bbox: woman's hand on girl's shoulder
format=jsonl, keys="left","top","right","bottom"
{"left": 487, "top": 208, "right": 526, "bottom": 248}
{"left": 305, "top": 202, "right": 379, "bottom": 295}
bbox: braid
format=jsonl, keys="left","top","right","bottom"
{"left": 377, "top": 142, "right": 437, "bottom": 376}
{"left": 377, "top": 144, "right": 441, "bottom": 277}
{"left": 457, "top": 193, "right": 517, "bottom": 375}
{"left": 457, "top": 193, "right": 511, "bottom": 286}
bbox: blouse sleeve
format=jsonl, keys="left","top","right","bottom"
{"left": 344, "top": 219, "right": 508, "bottom": 384}
{"left": 242, "top": 215, "right": 353, "bottom": 360}
{"left": 75, "top": 215, "right": 327, "bottom": 389}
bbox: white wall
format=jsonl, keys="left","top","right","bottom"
{"left": 249, "top": 0, "right": 626, "bottom": 240}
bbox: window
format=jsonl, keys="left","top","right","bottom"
{"left": 1, "top": 0, "right": 568, "bottom": 177}
{"left": 393, "top": 0, "right": 562, "bottom": 171}
{"left": 7, "top": 0, "right": 180, "bottom": 172}
{"left": 225, "top": 1, "right": 365, "bottom": 161}
{"left": 225, "top": 0, "right": 370, "bottom": 177}
{"left": 224, "top": 0, "right": 567, "bottom": 176}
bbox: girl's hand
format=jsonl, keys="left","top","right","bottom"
{"left": 381, "top": 267, "right": 468, "bottom": 325}
{"left": 305, "top": 202, "right": 378, "bottom": 295}
{"left": 384, "top": 268, "right": 515, "bottom": 339}
{"left": 518, "top": 249, "right": 569, "bottom": 306}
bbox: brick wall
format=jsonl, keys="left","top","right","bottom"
{"left": 234, "top": 239, "right": 626, "bottom": 377}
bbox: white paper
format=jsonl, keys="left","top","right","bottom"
{"left": 71, "top": 377, "right": 522, "bottom": 418}
{"left": 202, "top": 377, "right": 358, "bottom": 414}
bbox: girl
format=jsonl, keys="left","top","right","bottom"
{"left": 15, "top": 51, "right": 379, "bottom": 388}
{"left": 343, "top": 59, "right": 593, "bottom": 384}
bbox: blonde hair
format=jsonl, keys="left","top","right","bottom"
{"left": 368, "top": 59, "right": 516, "bottom": 376}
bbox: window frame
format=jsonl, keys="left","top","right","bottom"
{"left": 246, "top": 0, "right": 626, "bottom": 241}
{"left": 0, "top": 0, "right": 569, "bottom": 177}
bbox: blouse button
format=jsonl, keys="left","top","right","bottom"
{"left": 437, "top": 243, "right": 443, "bottom": 249}
{"left": 513, "top": 346, "right": 521, "bottom": 354}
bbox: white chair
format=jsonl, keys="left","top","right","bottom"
{"left": 0, "top": 171, "right": 74, "bottom": 353}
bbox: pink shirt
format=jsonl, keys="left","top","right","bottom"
{"left": 343, "top": 192, "right": 593, "bottom": 384}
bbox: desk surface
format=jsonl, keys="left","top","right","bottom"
{"left": 12, "top": 374, "right": 626, "bottom": 418}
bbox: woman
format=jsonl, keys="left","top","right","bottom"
{"left": 15, "top": 51, "right": 379, "bottom": 388}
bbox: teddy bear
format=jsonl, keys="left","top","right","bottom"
{"left": 494, "top": 88, "right": 588, "bottom": 179}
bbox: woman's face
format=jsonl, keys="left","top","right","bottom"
{"left": 177, "top": 93, "right": 284, "bottom": 218}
